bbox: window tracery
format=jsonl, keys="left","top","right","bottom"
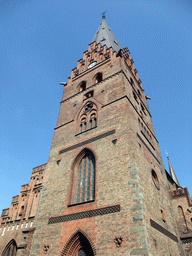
{"left": 78, "top": 102, "right": 97, "bottom": 134}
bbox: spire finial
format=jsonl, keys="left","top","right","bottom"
{"left": 166, "top": 152, "right": 181, "bottom": 187}
{"left": 165, "top": 150, "right": 169, "bottom": 159}
{"left": 102, "top": 11, "right": 106, "bottom": 19}
{"left": 92, "top": 13, "right": 121, "bottom": 53}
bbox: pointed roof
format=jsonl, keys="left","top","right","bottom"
{"left": 167, "top": 156, "right": 180, "bottom": 187}
{"left": 92, "top": 14, "right": 121, "bottom": 53}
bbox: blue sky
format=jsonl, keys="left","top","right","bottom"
{"left": 0, "top": 0, "right": 191, "bottom": 212}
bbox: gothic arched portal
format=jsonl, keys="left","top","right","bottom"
{"left": 61, "top": 231, "right": 95, "bottom": 256}
{"left": 2, "top": 239, "right": 17, "bottom": 256}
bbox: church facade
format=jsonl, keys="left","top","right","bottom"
{"left": 0, "top": 16, "right": 192, "bottom": 256}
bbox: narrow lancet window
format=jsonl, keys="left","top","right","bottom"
{"left": 73, "top": 151, "right": 95, "bottom": 204}
{"left": 90, "top": 119, "right": 92, "bottom": 129}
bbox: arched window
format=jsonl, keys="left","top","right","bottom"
{"left": 71, "top": 150, "right": 95, "bottom": 205}
{"left": 151, "top": 170, "right": 160, "bottom": 190}
{"left": 80, "top": 116, "right": 87, "bottom": 132}
{"left": 161, "top": 209, "right": 166, "bottom": 222}
{"left": 78, "top": 81, "right": 86, "bottom": 92}
{"left": 99, "top": 53, "right": 103, "bottom": 61}
{"left": 178, "top": 206, "right": 188, "bottom": 232}
{"left": 90, "top": 112, "right": 97, "bottom": 129}
{"left": 137, "top": 89, "right": 142, "bottom": 98}
{"left": 141, "top": 103, "right": 146, "bottom": 116}
{"left": 93, "top": 73, "right": 102, "bottom": 84}
{"left": 133, "top": 91, "right": 138, "bottom": 101}
{"left": 2, "top": 239, "right": 17, "bottom": 256}
{"left": 130, "top": 77, "right": 135, "bottom": 87}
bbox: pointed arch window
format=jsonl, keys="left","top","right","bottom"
{"left": 2, "top": 239, "right": 17, "bottom": 256}
{"left": 178, "top": 206, "right": 188, "bottom": 232}
{"left": 70, "top": 150, "right": 95, "bottom": 205}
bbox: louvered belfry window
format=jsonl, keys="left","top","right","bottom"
{"left": 75, "top": 152, "right": 95, "bottom": 204}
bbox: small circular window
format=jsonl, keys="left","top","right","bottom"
{"left": 151, "top": 170, "right": 160, "bottom": 190}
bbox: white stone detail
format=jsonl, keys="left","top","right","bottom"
{"left": 2, "top": 227, "right": 6, "bottom": 236}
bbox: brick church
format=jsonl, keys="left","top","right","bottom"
{"left": 0, "top": 15, "right": 192, "bottom": 256}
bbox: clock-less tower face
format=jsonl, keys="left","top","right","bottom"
{"left": 87, "top": 61, "right": 97, "bottom": 69}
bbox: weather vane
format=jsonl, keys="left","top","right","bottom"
{"left": 102, "top": 11, "right": 106, "bottom": 19}
{"left": 165, "top": 150, "right": 169, "bottom": 159}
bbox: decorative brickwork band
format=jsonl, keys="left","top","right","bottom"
{"left": 59, "top": 129, "right": 116, "bottom": 155}
{"left": 180, "top": 234, "right": 192, "bottom": 244}
{"left": 48, "top": 204, "right": 120, "bottom": 224}
{"left": 150, "top": 219, "right": 178, "bottom": 242}
{"left": 181, "top": 238, "right": 192, "bottom": 244}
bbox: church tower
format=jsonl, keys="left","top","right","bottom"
{"left": 23, "top": 16, "right": 188, "bottom": 255}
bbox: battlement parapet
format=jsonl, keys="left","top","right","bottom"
{"left": 170, "top": 187, "right": 192, "bottom": 206}
{"left": 170, "top": 187, "right": 187, "bottom": 199}
{"left": 21, "top": 184, "right": 29, "bottom": 192}
{"left": 1, "top": 209, "right": 9, "bottom": 217}
{"left": 11, "top": 195, "right": 19, "bottom": 204}
{"left": 120, "top": 47, "right": 141, "bottom": 84}
{"left": 32, "top": 163, "right": 46, "bottom": 174}
{"left": 170, "top": 187, "right": 187, "bottom": 198}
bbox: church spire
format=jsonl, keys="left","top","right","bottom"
{"left": 166, "top": 153, "right": 181, "bottom": 187}
{"left": 92, "top": 14, "right": 121, "bottom": 53}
